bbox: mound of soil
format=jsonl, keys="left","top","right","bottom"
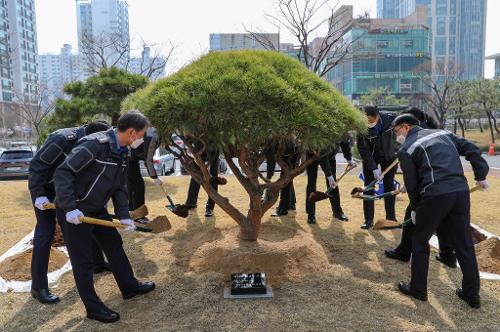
{"left": 187, "top": 224, "right": 331, "bottom": 287}
{"left": 470, "top": 226, "right": 487, "bottom": 244}
{"left": 0, "top": 248, "right": 68, "bottom": 281}
{"left": 51, "top": 222, "right": 65, "bottom": 247}
{"left": 475, "top": 237, "right": 500, "bottom": 275}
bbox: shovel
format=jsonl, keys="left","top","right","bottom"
{"left": 129, "top": 204, "right": 149, "bottom": 221}
{"left": 308, "top": 163, "right": 357, "bottom": 203}
{"left": 158, "top": 185, "right": 189, "bottom": 218}
{"left": 43, "top": 203, "right": 169, "bottom": 233}
{"left": 352, "top": 187, "right": 404, "bottom": 201}
{"left": 351, "top": 159, "right": 399, "bottom": 196}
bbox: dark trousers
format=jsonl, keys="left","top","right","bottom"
{"left": 31, "top": 197, "right": 105, "bottom": 290}
{"left": 186, "top": 158, "right": 219, "bottom": 210}
{"left": 268, "top": 158, "right": 296, "bottom": 208}
{"left": 362, "top": 159, "right": 396, "bottom": 222}
{"left": 57, "top": 208, "right": 139, "bottom": 313}
{"left": 128, "top": 159, "right": 145, "bottom": 211}
{"left": 305, "top": 157, "right": 343, "bottom": 216}
{"left": 411, "top": 191, "right": 480, "bottom": 296}
{"left": 396, "top": 205, "right": 456, "bottom": 259}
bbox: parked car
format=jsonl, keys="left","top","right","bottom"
{"left": 139, "top": 147, "right": 175, "bottom": 177}
{"left": 0, "top": 148, "right": 5, "bottom": 157}
{"left": 169, "top": 134, "right": 185, "bottom": 156}
{"left": 258, "top": 159, "right": 281, "bottom": 173}
{"left": 0, "top": 148, "right": 34, "bottom": 179}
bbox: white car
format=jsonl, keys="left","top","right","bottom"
{"left": 140, "top": 147, "right": 175, "bottom": 177}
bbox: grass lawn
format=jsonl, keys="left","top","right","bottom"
{"left": 461, "top": 129, "right": 500, "bottom": 151}
{"left": 0, "top": 171, "right": 499, "bottom": 332}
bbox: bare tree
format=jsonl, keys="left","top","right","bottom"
{"left": 247, "top": 0, "right": 360, "bottom": 78}
{"left": 79, "top": 32, "right": 175, "bottom": 79}
{"left": 11, "top": 85, "right": 57, "bottom": 146}
{"left": 414, "top": 60, "right": 463, "bottom": 127}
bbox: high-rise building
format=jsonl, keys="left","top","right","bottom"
{"left": 328, "top": 6, "right": 431, "bottom": 105}
{"left": 129, "top": 46, "right": 166, "bottom": 80}
{"left": 76, "top": 0, "right": 130, "bottom": 74}
{"left": 209, "top": 33, "right": 280, "bottom": 52}
{"left": 0, "top": 0, "right": 38, "bottom": 106}
{"left": 39, "top": 44, "right": 85, "bottom": 98}
{"left": 377, "top": 0, "right": 487, "bottom": 80}
{"left": 486, "top": 53, "right": 500, "bottom": 78}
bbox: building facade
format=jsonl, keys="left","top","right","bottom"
{"left": 39, "top": 44, "right": 85, "bottom": 98}
{"left": 486, "top": 53, "right": 500, "bottom": 78}
{"left": 0, "top": 0, "right": 38, "bottom": 106}
{"left": 328, "top": 6, "right": 431, "bottom": 105}
{"left": 129, "top": 46, "right": 166, "bottom": 81}
{"left": 378, "top": 0, "right": 487, "bottom": 80}
{"left": 209, "top": 33, "right": 280, "bottom": 52}
{"left": 76, "top": 0, "right": 130, "bottom": 74}
{"left": 377, "top": 0, "right": 415, "bottom": 19}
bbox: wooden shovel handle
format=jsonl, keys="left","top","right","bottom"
{"left": 80, "top": 216, "right": 127, "bottom": 229}
{"left": 381, "top": 159, "right": 399, "bottom": 177}
{"left": 43, "top": 203, "right": 56, "bottom": 209}
{"left": 337, "top": 163, "right": 356, "bottom": 184}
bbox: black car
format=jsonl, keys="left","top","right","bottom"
{"left": 0, "top": 148, "right": 34, "bottom": 179}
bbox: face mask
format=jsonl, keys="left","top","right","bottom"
{"left": 130, "top": 137, "right": 144, "bottom": 149}
{"left": 368, "top": 122, "right": 377, "bottom": 129}
{"left": 396, "top": 135, "right": 406, "bottom": 145}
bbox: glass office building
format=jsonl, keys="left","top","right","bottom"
{"left": 328, "top": 7, "right": 431, "bottom": 104}
{"left": 486, "top": 54, "right": 500, "bottom": 78}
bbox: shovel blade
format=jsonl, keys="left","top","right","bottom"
{"left": 167, "top": 204, "right": 189, "bottom": 218}
{"left": 350, "top": 187, "right": 364, "bottom": 195}
{"left": 148, "top": 216, "right": 172, "bottom": 234}
{"left": 308, "top": 191, "right": 330, "bottom": 203}
{"left": 373, "top": 219, "right": 402, "bottom": 230}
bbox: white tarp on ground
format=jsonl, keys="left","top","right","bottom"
{"left": 0, "top": 230, "right": 72, "bottom": 293}
{"left": 429, "top": 223, "right": 500, "bottom": 281}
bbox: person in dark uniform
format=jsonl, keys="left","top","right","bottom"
{"left": 54, "top": 111, "right": 155, "bottom": 323}
{"left": 305, "top": 137, "right": 357, "bottom": 224}
{"left": 393, "top": 114, "right": 489, "bottom": 308}
{"left": 385, "top": 108, "right": 456, "bottom": 267}
{"left": 357, "top": 106, "right": 398, "bottom": 229}
{"left": 28, "top": 121, "right": 110, "bottom": 304}
{"left": 270, "top": 141, "right": 299, "bottom": 217}
{"left": 128, "top": 127, "right": 161, "bottom": 223}
{"left": 264, "top": 142, "right": 296, "bottom": 211}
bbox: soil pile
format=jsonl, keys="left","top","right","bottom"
{"left": 475, "top": 237, "right": 500, "bottom": 275}
{"left": 0, "top": 248, "right": 68, "bottom": 281}
{"left": 187, "top": 224, "right": 331, "bottom": 287}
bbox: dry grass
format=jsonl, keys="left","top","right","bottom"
{"left": 462, "top": 129, "right": 500, "bottom": 149}
{"left": 1, "top": 170, "right": 499, "bottom": 332}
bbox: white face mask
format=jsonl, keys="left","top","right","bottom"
{"left": 130, "top": 137, "right": 144, "bottom": 149}
{"left": 368, "top": 122, "right": 377, "bottom": 129}
{"left": 396, "top": 135, "right": 406, "bottom": 145}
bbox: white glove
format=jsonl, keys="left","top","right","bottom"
{"left": 476, "top": 180, "right": 489, "bottom": 191}
{"left": 120, "top": 219, "right": 136, "bottom": 231}
{"left": 66, "top": 209, "right": 84, "bottom": 225}
{"left": 411, "top": 210, "right": 416, "bottom": 225}
{"left": 327, "top": 175, "right": 337, "bottom": 188}
{"left": 34, "top": 196, "right": 50, "bottom": 210}
{"left": 373, "top": 169, "right": 382, "bottom": 181}
{"left": 153, "top": 177, "right": 163, "bottom": 187}
{"left": 347, "top": 160, "right": 357, "bottom": 168}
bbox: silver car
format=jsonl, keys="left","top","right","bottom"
{"left": 140, "top": 147, "right": 175, "bottom": 177}
{"left": 0, "top": 148, "right": 34, "bottom": 179}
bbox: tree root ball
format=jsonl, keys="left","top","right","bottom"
{"left": 0, "top": 248, "right": 68, "bottom": 281}
{"left": 187, "top": 224, "right": 330, "bottom": 287}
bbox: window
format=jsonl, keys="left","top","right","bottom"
{"left": 437, "top": 17, "right": 446, "bottom": 35}
{"left": 376, "top": 40, "right": 389, "bottom": 48}
{"left": 400, "top": 40, "right": 413, "bottom": 48}
{"left": 435, "top": 37, "right": 446, "bottom": 56}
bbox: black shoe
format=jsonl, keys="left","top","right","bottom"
{"left": 384, "top": 248, "right": 410, "bottom": 262}
{"left": 456, "top": 288, "right": 480, "bottom": 309}
{"left": 398, "top": 282, "right": 427, "bottom": 301}
{"left": 361, "top": 221, "right": 373, "bottom": 229}
{"left": 94, "top": 262, "right": 112, "bottom": 274}
{"left": 205, "top": 209, "right": 214, "bottom": 217}
{"left": 333, "top": 212, "right": 349, "bottom": 221}
{"left": 271, "top": 209, "right": 288, "bottom": 217}
{"left": 290, "top": 204, "right": 296, "bottom": 211}
{"left": 87, "top": 308, "right": 120, "bottom": 323}
{"left": 123, "top": 281, "right": 156, "bottom": 300}
{"left": 307, "top": 215, "right": 316, "bottom": 224}
{"left": 436, "top": 254, "right": 457, "bottom": 268}
{"left": 31, "top": 288, "right": 60, "bottom": 304}
{"left": 184, "top": 204, "right": 197, "bottom": 210}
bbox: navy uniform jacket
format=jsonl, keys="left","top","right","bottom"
{"left": 357, "top": 112, "right": 397, "bottom": 170}
{"left": 130, "top": 127, "right": 160, "bottom": 178}
{"left": 398, "top": 127, "right": 489, "bottom": 210}
{"left": 54, "top": 129, "right": 130, "bottom": 219}
{"left": 28, "top": 126, "right": 86, "bottom": 199}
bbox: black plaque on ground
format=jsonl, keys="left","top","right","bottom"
{"left": 230, "top": 272, "right": 267, "bottom": 295}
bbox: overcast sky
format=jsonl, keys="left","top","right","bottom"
{"left": 35, "top": 0, "right": 500, "bottom": 77}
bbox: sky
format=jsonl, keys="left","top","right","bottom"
{"left": 35, "top": 0, "right": 500, "bottom": 77}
